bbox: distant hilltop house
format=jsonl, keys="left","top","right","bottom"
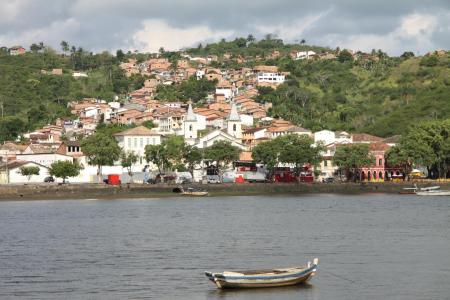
{"left": 9, "top": 46, "right": 26, "bottom": 56}
{"left": 73, "top": 71, "right": 88, "bottom": 78}
{"left": 290, "top": 50, "right": 317, "bottom": 60}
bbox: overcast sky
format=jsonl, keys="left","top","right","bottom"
{"left": 0, "top": 0, "right": 449, "bottom": 55}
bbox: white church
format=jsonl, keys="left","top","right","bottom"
{"left": 183, "top": 102, "right": 247, "bottom": 151}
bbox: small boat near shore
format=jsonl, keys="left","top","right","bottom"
{"left": 205, "top": 258, "right": 318, "bottom": 289}
{"left": 416, "top": 186, "right": 450, "bottom": 196}
{"left": 173, "top": 186, "right": 209, "bottom": 196}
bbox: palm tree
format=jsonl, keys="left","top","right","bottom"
{"left": 60, "top": 41, "right": 69, "bottom": 55}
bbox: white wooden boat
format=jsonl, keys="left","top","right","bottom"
{"left": 205, "top": 258, "right": 318, "bottom": 289}
{"left": 416, "top": 189, "right": 450, "bottom": 196}
{"left": 180, "top": 187, "right": 209, "bottom": 196}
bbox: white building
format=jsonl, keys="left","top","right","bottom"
{"left": 257, "top": 72, "right": 285, "bottom": 84}
{"left": 240, "top": 114, "right": 254, "bottom": 127}
{"left": 16, "top": 153, "right": 73, "bottom": 168}
{"left": 73, "top": 72, "right": 88, "bottom": 78}
{"left": 0, "top": 161, "right": 50, "bottom": 184}
{"left": 114, "top": 126, "right": 162, "bottom": 166}
{"left": 314, "top": 130, "right": 336, "bottom": 146}
{"left": 295, "top": 50, "right": 316, "bottom": 60}
{"left": 196, "top": 69, "right": 205, "bottom": 80}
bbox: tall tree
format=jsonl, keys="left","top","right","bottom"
{"left": 252, "top": 139, "right": 281, "bottom": 179}
{"left": 120, "top": 151, "right": 138, "bottom": 182}
{"left": 277, "top": 134, "right": 324, "bottom": 177}
{"left": 80, "top": 133, "right": 121, "bottom": 176}
{"left": 60, "top": 41, "right": 69, "bottom": 54}
{"left": 19, "top": 166, "right": 40, "bottom": 182}
{"left": 333, "top": 144, "right": 374, "bottom": 181}
{"left": 49, "top": 160, "right": 81, "bottom": 183}
{"left": 204, "top": 140, "right": 241, "bottom": 179}
{"left": 183, "top": 145, "right": 203, "bottom": 175}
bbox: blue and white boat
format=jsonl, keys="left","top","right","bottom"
{"left": 205, "top": 258, "right": 318, "bottom": 289}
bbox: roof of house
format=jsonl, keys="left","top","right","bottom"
{"left": 113, "top": 126, "right": 160, "bottom": 136}
{"left": 287, "top": 126, "right": 311, "bottom": 133}
{"left": 352, "top": 133, "right": 384, "bottom": 143}
{"left": 369, "top": 142, "right": 391, "bottom": 151}
{"left": 27, "top": 144, "right": 54, "bottom": 154}
{"left": 243, "top": 127, "right": 267, "bottom": 134}
{"left": 383, "top": 135, "right": 401, "bottom": 144}
{"left": 2, "top": 160, "right": 47, "bottom": 170}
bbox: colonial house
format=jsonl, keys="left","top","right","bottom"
{"left": 114, "top": 126, "right": 162, "bottom": 166}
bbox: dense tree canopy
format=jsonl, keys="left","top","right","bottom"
{"left": 333, "top": 144, "right": 374, "bottom": 181}
{"left": 49, "top": 160, "right": 81, "bottom": 183}
{"left": 80, "top": 133, "right": 121, "bottom": 175}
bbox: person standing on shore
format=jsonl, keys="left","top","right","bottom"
{"left": 143, "top": 165, "right": 149, "bottom": 184}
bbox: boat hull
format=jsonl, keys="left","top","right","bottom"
{"left": 206, "top": 259, "right": 318, "bottom": 289}
{"left": 213, "top": 272, "right": 314, "bottom": 288}
{"left": 416, "top": 191, "right": 450, "bottom": 196}
{"left": 181, "top": 191, "right": 209, "bottom": 196}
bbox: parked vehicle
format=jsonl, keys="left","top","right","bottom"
{"left": 207, "top": 175, "right": 221, "bottom": 184}
{"left": 44, "top": 176, "right": 54, "bottom": 183}
{"left": 322, "top": 177, "right": 334, "bottom": 183}
{"left": 243, "top": 171, "right": 266, "bottom": 183}
{"left": 221, "top": 171, "right": 236, "bottom": 183}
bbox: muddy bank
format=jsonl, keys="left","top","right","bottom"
{"left": 1, "top": 181, "right": 448, "bottom": 201}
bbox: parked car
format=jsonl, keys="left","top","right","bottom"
{"left": 322, "top": 177, "right": 334, "bottom": 183}
{"left": 44, "top": 176, "right": 55, "bottom": 183}
{"left": 207, "top": 175, "right": 221, "bottom": 184}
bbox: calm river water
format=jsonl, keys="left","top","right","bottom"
{"left": 0, "top": 194, "right": 449, "bottom": 299}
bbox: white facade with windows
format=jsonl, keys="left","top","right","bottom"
{"left": 114, "top": 126, "right": 162, "bottom": 167}
{"left": 257, "top": 72, "right": 285, "bottom": 84}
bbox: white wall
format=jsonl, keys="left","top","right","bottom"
{"left": 16, "top": 154, "right": 73, "bottom": 168}
{"left": 240, "top": 114, "right": 254, "bottom": 126}
{"left": 9, "top": 163, "right": 50, "bottom": 183}
{"left": 314, "top": 130, "right": 336, "bottom": 145}
{"left": 257, "top": 72, "right": 285, "bottom": 84}
{"left": 215, "top": 87, "right": 232, "bottom": 99}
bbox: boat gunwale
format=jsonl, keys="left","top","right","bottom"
{"left": 213, "top": 264, "right": 317, "bottom": 281}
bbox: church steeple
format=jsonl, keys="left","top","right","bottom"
{"left": 227, "top": 102, "right": 242, "bottom": 139}
{"left": 184, "top": 103, "right": 197, "bottom": 142}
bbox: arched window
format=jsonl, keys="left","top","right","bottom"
{"left": 379, "top": 171, "right": 383, "bottom": 180}
{"left": 373, "top": 171, "right": 377, "bottom": 180}
{"left": 379, "top": 158, "right": 382, "bottom": 166}
{"left": 233, "top": 124, "right": 236, "bottom": 131}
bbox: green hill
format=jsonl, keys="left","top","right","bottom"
{"left": 0, "top": 39, "right": 449, "bottom": 142}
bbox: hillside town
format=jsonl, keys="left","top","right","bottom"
{"left": 0, "top": 46, "right": 416, "bottom": 185}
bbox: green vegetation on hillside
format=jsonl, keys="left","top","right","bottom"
{"left": 256, "top": 51, "right": 450, "bottom": 136}
{"left": 0, "top": 38, "right": 449, "bottom": 142}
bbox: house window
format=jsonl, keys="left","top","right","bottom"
{"left": 233, "top": 124, "right": 236, "bottom": 131}
{"left": 379, "top": 158, "right": 382, "bottom": 166}
{"left": 324, "top": 160, "right": 328, "bottom": 167}
{"left": 146, "top": 138, "right": 150, "bottom": 145}
{"left": 128, "top": 138, "right": 131, "bottom": 148}
{"left": 189, "top": 125, "right": 193, "bottom": 131}
{"left": 140, "top": 138, "right": 143, "bottom": 147}
{"left": 134, "top": 138, "right": 137, "bottom": 148}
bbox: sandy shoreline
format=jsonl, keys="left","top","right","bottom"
{"left": 1, "top": 181, "right": 448, "bottom": 201}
